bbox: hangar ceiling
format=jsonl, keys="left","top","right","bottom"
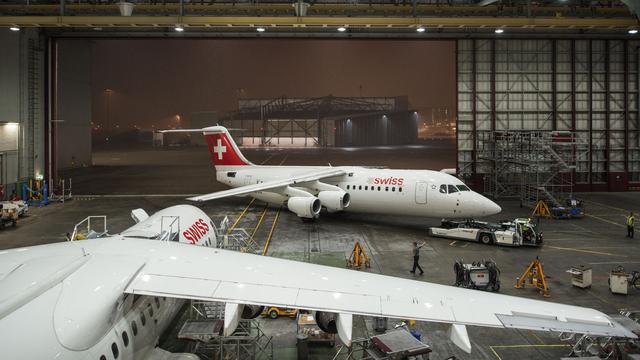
{"left": 0, "top": 0, "right": 638, "bottom": 36}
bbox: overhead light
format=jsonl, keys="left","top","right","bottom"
{"left": 174, "top": 25, "right": 184, "bottom": 32}
{"left": 494, "top": 28, "right": 504, "bottom": 34}
{"left": 416, "top": 27, "right": 426, "bottom": 33}
{"left": 256, "top": 27, "right": 266, "bottom": 32}
{"left": 337, "top": 26, "right": 347, "bottom": 32}
{"left": 93, "top": 27, "right": 103, "bottom": 31}
{"left": 9, "top": 26, "right": 20, "bottom": 32}
{"left": 629, "top": 29, "right": 638, "bottom": 34}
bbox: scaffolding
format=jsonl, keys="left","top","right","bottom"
{"left": 478, "top": 131, "right": 589, "bottom": 206}
{"left": 181, "top": 301, "right": 273, "bottom": 360}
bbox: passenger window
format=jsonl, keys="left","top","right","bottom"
{"left": 155, "top": 297, "right": 160, "bottom": 308}
{"left": 385, "top": 187, "right": 389, "bottom": 191}
{"left": 141, "top": 313, "right": 146, "bottom": 326}
{"left": 448, "top": 185, "right": 459, "bottom": 193}
{"left": 346, "top": 185, "right": 350, "bottom": 190}
{"left": 392, "top": 187, "right": 395, "bottom": 192}
{"left": 111, "top": 342, "right": 119, "bottom": 359}
{"left": 458, "top": 185, "right": 471, "bottom": 191}
{"left": 365, "top": 186, "right": 368, "bottom": 190}
{"left": 131, "top": 321, "right": 138, "bottom": 336}
{"left": 122, "top": 331, "right": 129, "bottom": 347}
{"left": 371, "top": 187, "right": 374, "bottom": 191}
{"left": 227, "top": 172, "right": 236, "bottom": 178}
{"left": 358, "top": 185, "right": 362, "bottom": 190}
{"left": 439, "top": 185, "right": 447, "bottom": 194}
{"left": 399, "top": 187, "right": 403, "bottom": 193}
{"left": 378, "top": 186, "right": 381, "bottom": 191}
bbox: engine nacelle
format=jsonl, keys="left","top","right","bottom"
{"left": 241, "top": 304, "right": 264, "bottom": 319}
{"left": 287, "top": 196, "right": 321, "bottom": 219}
{"left": 318, "top": 191, "right": 350, "bottom": 212}
{"left": 315, "top": 311, "right": 338, "bottom": 334}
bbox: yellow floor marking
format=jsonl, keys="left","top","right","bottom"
{"left": 228, "top": 198, "right": 256, "bottom": 232}
{"left": 530, "top": 331, "right": 545, "bottom": 345}
{"left": 545, "top": 245, "right": 627, "bottom": 257}
{"left": 249, "top": 205, "right": 270, "bottom": 242}
{"left": 278, "top": 153, "right": 289, "bottom": 165}
{"left": 584, "top": 199, "right": 636, "bottom": 213}
{"left": 449, "top": 241, "right": 457, "bottom": 246}
{"left": 489, "top": 344, "right": 571, "bottom": 360}
{"left": 262, "top": 206, "right": 282, "bottom": 256}
{"left": 259, "top": 154, "right": 276, "bottom": 165}
{"left": 585, "top": 213, "right": 625, "bottom": 228}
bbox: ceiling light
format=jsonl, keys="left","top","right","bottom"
{"left": 629, "top": 29, "right": 638, "bottom": 34}
{"left": 494, "top": 28, "right": 504, "bottom": 34}
{"left": 337, "top": 26, "right": 347, "bottom": 32}
{"left": 416, "top": 27, "right": 426, "bottom": 33}
{"left": 9, "top": 26, "right": 20, "bottom": 32}
{"left": 174, "top": 25, "right": 184, "bottom": 32}
{"left": 256, "top": 27, "right": 266, "bottom": 32}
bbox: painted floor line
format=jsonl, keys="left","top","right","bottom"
{"left": 589, "top": 261, "right": 640, "bottom": 265}
{"left": 545, "top": 245, "right": 627, "bottom": 257}
{"left": 585, "top": 213, "right": 625, "bottom": 228}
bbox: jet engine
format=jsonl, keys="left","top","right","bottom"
{"left": 241, "top": 305, "right": 265, "bottom": 319}
{"left": 287, "top": 196, "right": 321, "bottom": 219}
{"left": 315, "top": 311, "right": 338, "bottom": 334}
{"left": 318, "top": 191, "right": 350, "bottom": 212}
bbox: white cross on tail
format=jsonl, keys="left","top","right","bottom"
{"left": 213, "top": 139, "right": 227, "bottom": 160}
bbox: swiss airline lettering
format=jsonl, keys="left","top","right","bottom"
{"left": 182, "top": 218, "right": 210, "bottom": 244}
{"left": 369, "top": 177, "right": 405, "bottom": 186}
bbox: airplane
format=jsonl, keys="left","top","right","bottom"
{"left": 161, "top": 126, "right": 502, "bottom": 220}
{"left": 0, "top": 204, "right": 635, "bottom": 359}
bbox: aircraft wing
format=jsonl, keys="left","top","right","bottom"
{"left": 117, "top": 239, "right": 636, "bottom": 352}
{"left": 187, "top": 168, "right": 346, "bottom": 202}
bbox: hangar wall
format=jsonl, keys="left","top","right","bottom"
{"left": 0, "top": 29, "right": 45, "bottom": 193}
{"left": 457, "top": 38, "right": 640, "bottom": 192}
{"left": 56, "top": 40, "right": 92, "bottom": 170}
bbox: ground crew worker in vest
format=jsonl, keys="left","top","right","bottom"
{"left": 627, "top": 212, "right": 634, "bottom": 239}
{"left": 410, "top": 241, "right": 425, "bottom": 275}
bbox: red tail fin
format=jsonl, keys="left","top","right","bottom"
{"left": 203, "top": 128, "right": 253, "bottom": 167}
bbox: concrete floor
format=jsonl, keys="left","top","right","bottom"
{"left": 4, "top": 146, "right": 640, "bottom": 360}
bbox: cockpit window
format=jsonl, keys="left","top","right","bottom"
{"left": 457, "top": 185, "right": 470, "bottom": 191}
{"left": 448, "top": 185, "right": 459, "bottom": 193}
{"left": 439, "top": 185, "right": 447, "bottom": 194}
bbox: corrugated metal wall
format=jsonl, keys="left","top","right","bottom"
{"left": 457, "top": 38, "right": 640, "bottom": 191}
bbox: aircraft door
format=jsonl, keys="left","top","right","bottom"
{"left": 415, "top": 181, "right": 428, "bottom": 204}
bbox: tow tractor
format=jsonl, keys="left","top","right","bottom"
{"left": 428, "top": 218, "right": 543, "bottom": 247}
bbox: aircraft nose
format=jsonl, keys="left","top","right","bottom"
{"left": 487, "top": 200, "right": 502, "bottom": 216}
{"left": 473, "top": 193, "right": 502, "bottom": 216}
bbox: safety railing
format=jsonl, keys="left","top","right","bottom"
{"left": 69, "top": 215, "right": 107, "bottom": 241}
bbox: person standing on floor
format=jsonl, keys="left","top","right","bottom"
{"left": 410, "top": 241, "right": 426, "bottom": 275}
{"left": 627, "top": 212, "right": 635, "bottom": 239}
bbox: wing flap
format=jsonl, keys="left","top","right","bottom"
{"left": 496, "top": 313, "right": 636, "bottom": 338}
{"left": 295, "top": 289, "right": 381, "bottom": 314}
{"left": 127, "top": 274, "right": 221, "bottom": 300}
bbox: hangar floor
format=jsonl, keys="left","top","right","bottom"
{"left": 3, "top": 146, "right": 639, "bottom": 360}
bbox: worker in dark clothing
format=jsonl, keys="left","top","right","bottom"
{"left": 627, "top": 212, "right": 635, "bottom": 239}
{"left": 410, "top": 241, "right": 426, "bottom": 275}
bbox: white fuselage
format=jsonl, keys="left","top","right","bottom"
{"left": 216, "top": 165, "right": 501, "bottom": 218}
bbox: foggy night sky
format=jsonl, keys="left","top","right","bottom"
{"left": 90, "top": 39, "right": 455, "bottom": 129}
